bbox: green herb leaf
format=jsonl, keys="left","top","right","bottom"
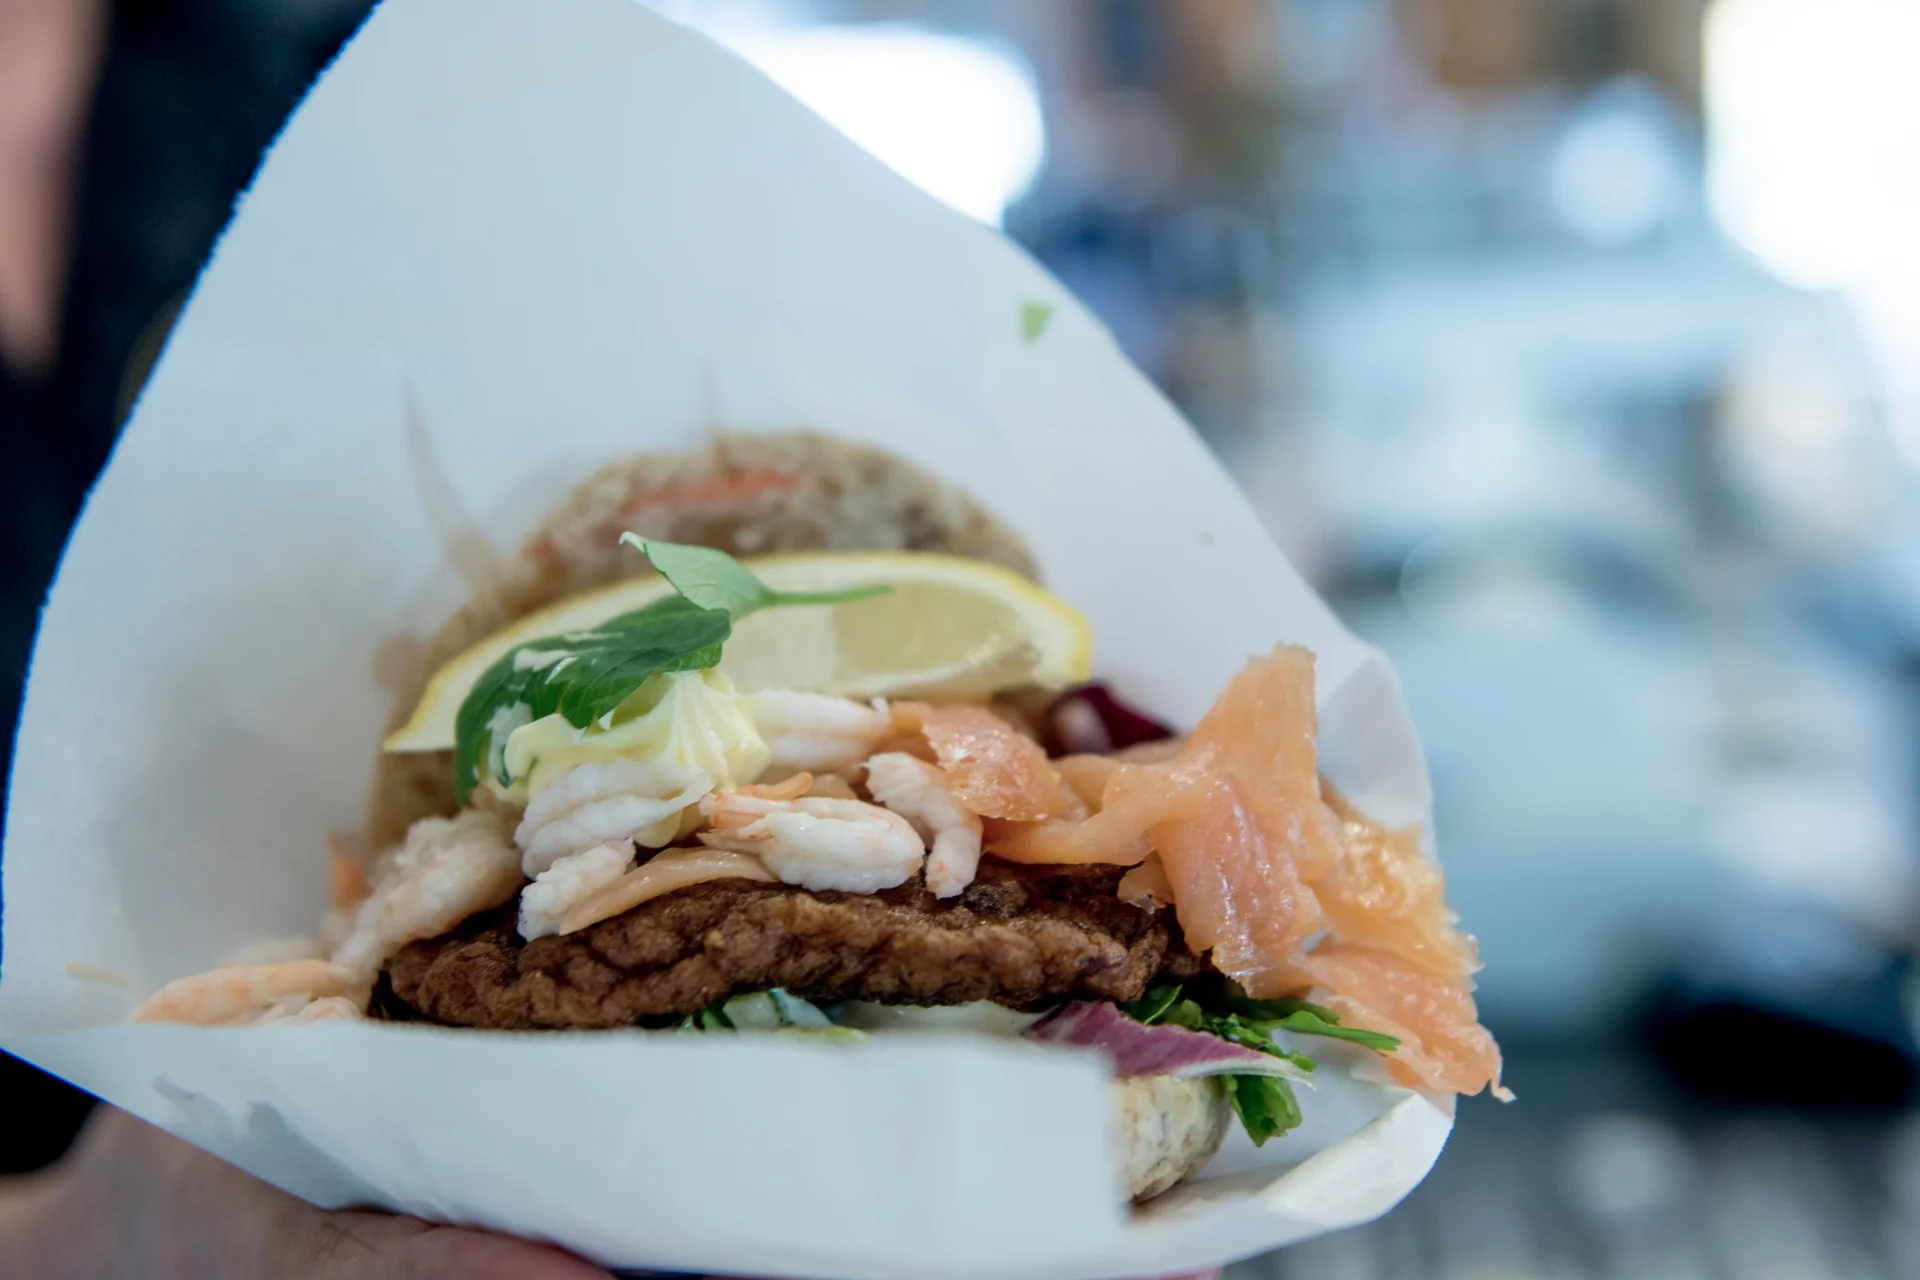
{"left": 452, "top": 594, "right": 732, "bottom": 803}
{"left": 621, "top": 535, "right": 890, "bottom": 615}
{"left": 1120, "top": 984, "right": 1183, "bottom": 1026}
{"left": 1271, "top": 1009, "right": 1401, "bottom": 1053}
{"left": 674, "top": 989, "right": 856, "bottom": 1039}
{"left": 1214, "top": 991, "right": 1402, "bottom": 1052}
{"left": 1225, "top": 1073, "right": 1302, "bottom": 1146}
{"left": 1161, "top": 998, "right": 1207, "bottom": 1032}
{"left": 676, "top": 999, "right": 735, "bottom": 1032}
{"left": 1208, "top": 1014, "right": 1318, "bottom": 1072}
{"left": 454, "top": 536, "right": 893, "bottom": 802}
{"left": 1020, "top": 299, "right": 1054, "bottom": 344}
{"left": 1113, "top": 980, "right": 1397, "bottom": 1145}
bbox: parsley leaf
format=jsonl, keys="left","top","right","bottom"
{"left": 621, "top": 534, "right": 890, "bottom": 616}
{"left": 452, "top": 594, "right": 731, "bottom": 803}
{"left": 452, "top": 537, "right": 892, "bottom": 803}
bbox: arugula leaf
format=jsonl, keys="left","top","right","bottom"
{"left": 1207, "top": 1014, "right": 1317, "bottom": 1073}
{"left": 1120, "top": 984, "right": 1183, "bottom": 1025}
{"left": 1115, "top": 980, "right": 1398, "bottom": 1146}
{"left": 453, "top": 537, "right": 892, "bottom": 802}
{"left": 622, "top": 534, "right": 890, "bottom": 616}
{"left": 1269, "top": 1009, "right": 1401, "bottom": 1052}
{"left": 1226, "top": 1073, "right": 1302, "bottom": 1146}
{"left": 1215, "top": 992, "right": 1402, "bottom": 1053}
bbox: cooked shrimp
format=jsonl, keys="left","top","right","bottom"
{"left": 738, "top": 772, "right": 814, "bottom": 802}
{"left": 698, "top": 790, "right": 924, "bottom": 893}
{"left": 331, "top": 809, "right": 523, "bottom": 982}
{"left": 805, "top": 772, "right": 859, "bottom": 800}
{"left": 131, "top": 958, "right": 347, "bottom": 1026}
{"left": 747, "top": 690, "right": 892, "bottom": 774}
{"left": 864, "top": 752, "right": 982, "bottom": 898}
{"left": 560, "top": 847, "right": 779, "bottom": 934}
{"left": 217, "top": 936, "right": 321, "bottom": 967}
{"left": 292, "top": 996, "right": 363, "bottom": 1023}
{"left": 518, "top": 842, "right": 634, "bottom": 940}
{"left": 328, "top": 832, "right": 371, "bottom": 909}
{"left": 514, "top": 759, "right": 713, "bottom": 875}
{"left": 254, "top": 994, "right": 364, "bottom": 1025}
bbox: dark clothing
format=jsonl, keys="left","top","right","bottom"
{"left": 0, "top": 0, "right": 372, "bottom": 1174}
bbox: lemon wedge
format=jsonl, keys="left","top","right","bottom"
{"left": 383, "top": 551, "right": 1092, "bottom": 753}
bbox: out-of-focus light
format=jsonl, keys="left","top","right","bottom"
{"left": 1557, "top": 1113, "right": 1697, "bottom": 1226}
{"left": 1720, "top": 328, "right": 1877, "bottom": 551}
{"left": 1706, "top": 0, "right": 1920, "bottom": 291}
{"left": 1708, "top": 0, "right": 1920, "bottom": 469}
{"left": 1546, "top": 80, "right": 1684, "bottom": 246}
{"left": 689, "top": 19, "right": 1046, "bottom": 226}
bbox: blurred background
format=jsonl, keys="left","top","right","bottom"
{"left": 5, "top": 0, "right": 1920, "bottom": 1274}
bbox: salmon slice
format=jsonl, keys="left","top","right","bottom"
{"left": 1117, "top": 853, "right": 1174, "bottom": 908}
{"left": 1314, "top": 786, "right": 1479, "bottom": 978}
{"left": 1301, "top": 941, "right": 1506, "bottom": 1098}
{"left": 986, "top": 753, "right": 1213, "bottom": 865}
{"left": 1150, "top": 754, "right": 1325, "bottom": 999}
{"left": 1113, "top": 736, "right": 1186, "bottom": 765}
{"left": 895, "top": 702, "right": 1074, "bottom": 821}
{"left": 1189, "top": 646, "right": 1341, "bottom": 882}
{"left": 1053, "top": 753, "right": 1119, "bottom": 812}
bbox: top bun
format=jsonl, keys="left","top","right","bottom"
{"left": 366, "top": 430, "right": 1035, "bottom": 850}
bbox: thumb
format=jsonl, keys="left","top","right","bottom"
{"left": 291, "top": 1210, "right": 615, "bottom": 1280}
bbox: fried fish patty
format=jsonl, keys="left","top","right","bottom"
{"left": 378, "top": 859, "right": 1205, "bottom": 1029}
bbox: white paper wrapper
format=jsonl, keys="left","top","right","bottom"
{"left": 0, "top": 1, "right": 1452, "bottom": 1275}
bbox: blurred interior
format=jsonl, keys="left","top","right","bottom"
{"left": 5, "top": 1, "right": 1920, "bottom": 1274}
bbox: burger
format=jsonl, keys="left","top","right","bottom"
{"left": 133, "top": 431, "right": 1504, "bottom": 1202}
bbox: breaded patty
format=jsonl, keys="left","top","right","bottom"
{"left": 377, "top": 859, "right": 1206, "bottom": 1029}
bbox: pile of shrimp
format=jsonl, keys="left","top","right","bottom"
{"left": 129, "top": 649, "right": 1506, "bottom": 1104}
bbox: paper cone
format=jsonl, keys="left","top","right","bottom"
{"left": 1, "top": 1, "right": 1450, "bottom": 1275}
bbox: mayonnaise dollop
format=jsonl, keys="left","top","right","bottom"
{"left": 495, "top": 669, "right": 770, "bottom": 804}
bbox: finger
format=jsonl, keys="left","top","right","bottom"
{"left": 285, "top": 1210, "right": 615, "bottom": 1280}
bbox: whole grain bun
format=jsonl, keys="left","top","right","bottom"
{"left": 1113, "top": 1075, "right": 1231, "bottom": 1201}
{"left": 368, "top": 431, "right": 1035, "bottom": 850}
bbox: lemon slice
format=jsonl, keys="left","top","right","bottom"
{"left": 383, "top": 551, "right": 1092, "bottom": 753}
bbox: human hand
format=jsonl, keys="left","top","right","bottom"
{"left": 0, "top": 1107, "right": 613, "bottom": 1279}
{"left": 2, "top": 1108, "right": 1228, "bottom": 1280}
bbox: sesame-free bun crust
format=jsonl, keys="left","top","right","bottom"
{"left": 367, "top": 431, "right": 1035, "bottom": 850}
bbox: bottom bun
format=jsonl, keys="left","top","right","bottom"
{"left": 1112, "top": 1074, "right": 1230, "bottom": 1201}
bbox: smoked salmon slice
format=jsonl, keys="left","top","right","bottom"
{"left": 1150, "top": 756, "right": 1325, "bottom": 999}
{"left": 986, "top": 752, "right": 1213, "bottom": 865}
{"left": 894, "top": 703, "right": 1075, "bottom": 821}
{"left": 1315, "top": 786, "right": 1480, "bottom": 979}
{"left": 953, "top": 644, "right": 1501, "bottom": 1099}
{"left": 1298, "top": 941, "right": 1506, "bottom": 1098}
{"left": 1189, "top": 645, "right": 1342, "bottom": 882}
